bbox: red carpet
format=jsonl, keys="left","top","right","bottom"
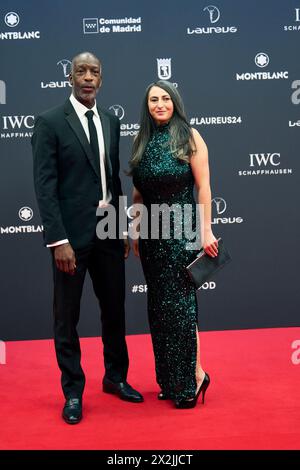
{"left": 0, "top": 327, "right": 299, "bottom": 450}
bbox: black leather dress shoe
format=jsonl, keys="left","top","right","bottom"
{"left": 62, "top": 398, "right": 82, "bottom": 424}
{"left": 103, "top": 378, "right": 144, "bottom": 403}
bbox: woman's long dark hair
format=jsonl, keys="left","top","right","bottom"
{"left": 129, "top": 80, "right": 195, "bottom": 171}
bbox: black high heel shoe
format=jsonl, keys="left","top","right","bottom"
{"left": 174, "top": 373, "right": 210, "bottom": 409}
{"left": 157, "top": 390, "right": 169, "bottom": 400}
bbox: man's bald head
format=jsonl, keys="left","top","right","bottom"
{"left": 71, "top": 52, "right": 101, "bottom": 74}
{"left": 69, "top": 52, "right": 102, "bottom": 109}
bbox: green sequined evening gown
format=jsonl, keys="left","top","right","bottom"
{"left": 132, "top": 124, "right": 199, "bottom": 401}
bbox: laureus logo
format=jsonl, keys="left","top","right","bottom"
{"left": 109, "top": 104, "right": 139, "bottom": 137}
{"left": 57, "top": 59, "right": 72, "bottom": 78}
{"left": 41, "top": 59, "right": 72, "bottom": 89}
{"left": 211, "top": 197, "right": 243, "bottom": 225}
{"left": 187, "top": 5, "right": 237, "bottom": 35}
{"left": 212, "top": 197, "right": 226, "bottom": 215}
{"left": 203, "top": 5, "right": 220, "bottom": 23}
{"left": 109, "top": 104, "right": 125, "bottom": 120}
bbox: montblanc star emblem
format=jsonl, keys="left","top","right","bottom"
{"left": 19, "top": 207, "right": 33, "bottom": 221}
{"left": 4, "top": 12, "right": 20, "bottom": 27}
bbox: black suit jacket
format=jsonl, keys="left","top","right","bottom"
{"left": 32, "top": 99, "right": 122, "bottom": 249}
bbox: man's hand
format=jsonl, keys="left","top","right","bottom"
{"left": 54, "top": 243, "right": 76, "bottom": 275}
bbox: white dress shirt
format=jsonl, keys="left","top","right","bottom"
{"left": 47, "top": 94, "right": 112, "bottom": 248}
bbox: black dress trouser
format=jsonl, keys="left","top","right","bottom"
{"left": 52, "top": 236, "right": 129, "bottom": 399}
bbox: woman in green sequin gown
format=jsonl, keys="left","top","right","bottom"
{"left": 130, "top": 81, "right": 218, "bottom": 407}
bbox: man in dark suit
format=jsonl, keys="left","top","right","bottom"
{"left": 32, "top": 52, "right": 143, "bottom": 424}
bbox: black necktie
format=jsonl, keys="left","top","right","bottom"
{"left": 85, "top": 110, "right": 100, "bottom": 173}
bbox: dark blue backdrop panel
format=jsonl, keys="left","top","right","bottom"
{"left": 0, "top": 0, "right": 299, "bottom": 340}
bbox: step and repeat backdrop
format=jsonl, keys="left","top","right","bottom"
{"left": 0, "top": 0, "right": 299, "bottom": 340}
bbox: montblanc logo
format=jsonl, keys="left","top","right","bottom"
{"left": 236, "top": 53, "right": 288, "bottom": 81}
{"left": 41, "top": 59, "right": 72, "bottom": 89}
{"left": 1, "top": 114, "right": 34, "bottom": 139}
{"left": 254, "top": 53, "right": 269, "bottom": 68}
{"left": 0, "top": 207, "right": 43, "bottom": 235}
{"left": 109, "top": 104, "right": 139, "bottom": 137}
{"left": 83, "top": 16, "right": 142, "bottom": 34}
{"left": 0, "top": 80, "right": 6, "bottom": 104}
{"left": 5, "top": 12, "right": 19, "bottom": 27}
{"left": 190, "top": 115, "right": 242, "bottom": 126}
{"left": 1, "top": 11, "right": 40, "bottom": 40}
{"left": 211, "top": 197, "right": 243, "bottom": 225}
{"left": 238, "top": 152, "right": 293, "bottom": 176}
{"left": 283, "top": 8, "right": 300, "bottom": 31}
{"left": 187, "top": 5, "right": 238, "bottom": 35}
{"left": 19, "top": 207, "right": 33, "bottom": 221}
